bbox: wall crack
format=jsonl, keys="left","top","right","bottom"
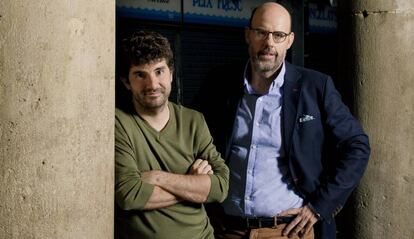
{"left": 353, "top": 9, "right": 413, "bottom": 18}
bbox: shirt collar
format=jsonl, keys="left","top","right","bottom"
{"left": 243, "top": 60, "right": 286, "bottom": 95}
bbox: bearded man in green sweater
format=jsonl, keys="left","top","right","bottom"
{"left": 114, "top": 30, "right": 229, "bottom": 239}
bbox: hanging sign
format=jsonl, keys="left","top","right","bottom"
{"left": 117, "top": 0, "right": 182, "bottom": 22}
{"left": 183, "top": 0, "right": 269, "bottom": 27}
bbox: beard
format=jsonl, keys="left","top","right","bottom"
{"left": 133, "top": 87, "right": 170, "bottom": 111}
{"left": 252, "top": 58, "right": 279, "bottom": 73}
{"left": 250, "top": 46, "right": 284, "bottom": 74}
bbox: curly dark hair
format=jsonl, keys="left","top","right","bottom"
{"left": 118, "top": 30, "right": 174, "bottom": 79}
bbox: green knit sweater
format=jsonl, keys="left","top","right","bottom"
{"left": 115, "top": 102, "right": 229, "bottom": 239}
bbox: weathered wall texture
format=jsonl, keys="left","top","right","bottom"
{"left": 339, "top": 1, "right": 414, "bottom": 238}
{"left": 0, "top": 1, "right": 115, "bottom": 238}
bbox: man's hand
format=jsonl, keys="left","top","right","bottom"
{"left": 188, "top": 159, "right": 213, "bottom": 175}
{"left": 278, "top": 204, "right": 319, "bottom": 238}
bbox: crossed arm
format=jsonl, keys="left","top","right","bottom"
{"left": 115, "top": 110, "right": 229, "bottom": 212}
{"left": 142, "top": 159, "right": 214, "bottom": 210}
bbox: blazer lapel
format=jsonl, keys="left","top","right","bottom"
{"left": 282, "top": 62, "right": 301, "bottom": 155}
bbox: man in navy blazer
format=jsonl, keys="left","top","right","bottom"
{"left": 194, "top": 2, "right": 370, "bottom": 239}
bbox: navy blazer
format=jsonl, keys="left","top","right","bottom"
{"left": 193, "top": 61, "right": 370, "bottom": 239}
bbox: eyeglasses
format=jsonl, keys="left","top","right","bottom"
{"left": 249, "top": 27, "right": 291, "bottom": 43}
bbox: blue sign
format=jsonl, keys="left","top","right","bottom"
{"left": 117, "top": 0, "right": 181, "bottom": 22}
{"left": 184, "top": 0, "right": 268, "bottom": 27}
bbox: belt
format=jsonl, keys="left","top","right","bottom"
{"left": 224, "top": 215, "right": 296, "bottom": 229}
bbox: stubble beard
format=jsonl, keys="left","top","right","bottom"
{"left": 134, "top": 88, "right": 170, "bottom": 113}
{"left": 252, "top": 58, "right": 279, "bottom": 73}
{"left": 250, "top": 46, "right": 283, "bottom": 75}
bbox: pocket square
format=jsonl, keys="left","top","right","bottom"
{"left": 299, "top": 114, "right": 315, "bottom": 123}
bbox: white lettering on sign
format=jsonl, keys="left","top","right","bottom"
{"left": 217, "top": 0, "right": 242, "bottom": 12}
{"left": 192, "top": 0, "right": 213, "bottom": 9}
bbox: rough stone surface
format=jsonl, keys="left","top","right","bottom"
{"left": 340, "top": 1, "right": 414, "bottom": 238}
{"left": 345, "top": 0, "right": 411, "bottom": 13}
{"left": 0, "top": 1, "right": 115, "bottom": 238}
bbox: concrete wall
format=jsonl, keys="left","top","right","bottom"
{"left": 0, "top": 1, "right": 115, "bottom": 238}
{"left": 339, "top": 1, "right": 414, "bottom": 238}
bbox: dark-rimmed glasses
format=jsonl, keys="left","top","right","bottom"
{"left": 249, "top": 27, "right": 291, "bottom": 43}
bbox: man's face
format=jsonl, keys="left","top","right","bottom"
{"left": 245, "top": 5, "right": 294, "bottom": 75}
{"left": 122, "top": 59, "right": 172, "bottom": 112}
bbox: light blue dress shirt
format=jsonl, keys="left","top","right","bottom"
{"left": 222, "top": 61, "right": 303, "bottom": 217}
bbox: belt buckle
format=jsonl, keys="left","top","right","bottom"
{"left": 272, "top": 216, "right": 278, "bottom": 229}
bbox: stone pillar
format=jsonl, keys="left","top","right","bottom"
{"left": 338, "top": 1, "right": 414, "bottom": 238}
{"left": 0, "top": 1, "right": 114, "bottom": 238}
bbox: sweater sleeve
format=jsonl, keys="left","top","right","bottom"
{"left": 195, "top": 114, "right": 230, "bottom": 203}
{"left": 114, "top": 112, "right": 154, "bottom": 210}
